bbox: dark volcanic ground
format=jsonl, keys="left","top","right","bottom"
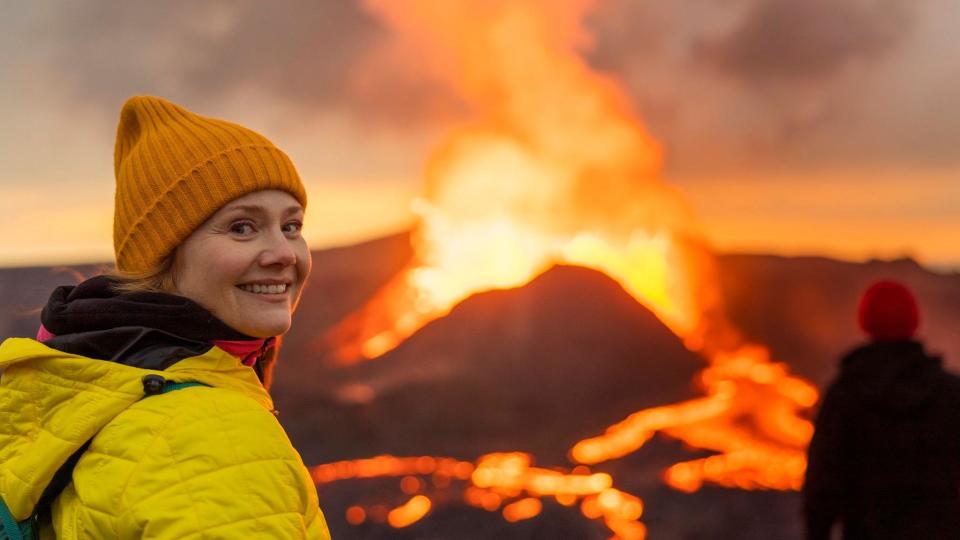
{"left": 1, "top": 233, "right": 958, "bottom": 539}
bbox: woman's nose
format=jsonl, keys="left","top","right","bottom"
{"left": 259, "top": 233, "right": 297, "bottom": 267}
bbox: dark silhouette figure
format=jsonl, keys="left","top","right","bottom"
{"left": 803, "top": 280, "right": 960, "bottom": 539}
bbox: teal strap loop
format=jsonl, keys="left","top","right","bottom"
{"left": 162, "top": 381, "right": 210, "bottom": 393}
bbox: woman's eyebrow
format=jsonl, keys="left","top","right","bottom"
{"left": 222, "top": 205, "right": 303, "bottom": 216}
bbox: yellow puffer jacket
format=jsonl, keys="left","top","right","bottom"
{"left": 0, "top": 337, "right": 331, "bottom": 539}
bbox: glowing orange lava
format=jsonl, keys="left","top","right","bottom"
{"left": 388, "top": 495, "right": 432, "bottom": 528}
{"left": 503, "top": 498, "right": 543, "bottom": 522}
{"left": 572, "top": 345, "right": 817, "bottom": 492}
{"left": 312, "top": 452, "right": 646, "bottom": 538}
{"left": 312, "top": 0, "right": 822, "bottom": 537}
{"left": 321, "top": 0, "right": 705, "bottom": 364}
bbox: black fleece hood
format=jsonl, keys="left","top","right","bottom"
{"left": 39, "top": 275, "right": 260, "bottom": 371}
{"left": 837, "top": 340, "right": 945, "bottom": 415}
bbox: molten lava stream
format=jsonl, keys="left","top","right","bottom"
{"left": 312, "top": 452, "right": 648, "bottom": 538}
{"left": 571, "top": 344, "right": 818, "bottom": 492}
{"left": 318, "top": 238, "right": 821, "bottom": 496}
{"left": 317, "top": 264, "right": 429, "bottom": 363}
{"left": 570, "top": 393, "right": 735, "bottom": 465}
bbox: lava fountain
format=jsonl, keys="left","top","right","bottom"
{"left": 312, "top": 0, "right": 819, "bottom": 537}
{"left": 321, "top": 0, "right": 713, "bottom": 362}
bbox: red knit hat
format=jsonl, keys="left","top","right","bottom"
{"left": 858, "top": 280, "right": 920, "bottom": 341}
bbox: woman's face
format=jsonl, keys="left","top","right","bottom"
{"left": 172, "top": 190, "right": 311, "bottom": 338}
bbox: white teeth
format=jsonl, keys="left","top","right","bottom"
{"left": 239, "top": 283, "right": 288, "bottom": 294}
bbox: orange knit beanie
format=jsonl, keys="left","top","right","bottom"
{"left": 113, "top": 96, "right": 307, "bottom": 273}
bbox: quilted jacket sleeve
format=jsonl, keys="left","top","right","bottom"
{"left": 72, "top": 386, "right": 330, "bottom": 540}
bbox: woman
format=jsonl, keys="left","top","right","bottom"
{"left": 0, "top": 96, "right": 331, "bottom": 538}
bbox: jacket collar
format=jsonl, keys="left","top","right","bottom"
{"left": 38, "top": 275, "right": 271, "bottom": 376}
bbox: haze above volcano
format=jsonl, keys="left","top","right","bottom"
{"left": 0, "top": 0, "right": 958, "bottom": 268}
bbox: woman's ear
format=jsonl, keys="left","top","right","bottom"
{"left": 164, "top": 249, "right": 181, "bottom": 294}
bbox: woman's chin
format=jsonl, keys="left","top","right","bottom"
{"left": 231, "top": 317, "right": 291, "bottom": 338}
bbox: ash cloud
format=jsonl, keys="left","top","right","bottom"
{"left": 33, "top": 1, "right": 452, "bottom": 127}
{"left": 41, "top": 2, "right": 363, "bottom": 103}
{"left": 697, "top": 0, "right": 909, "bottom": 84}
{"left": 10, "top": 0, "right": 958, "bottom": 172}
{"left": 584, "top": 0, "right": 951, "bottom": 173}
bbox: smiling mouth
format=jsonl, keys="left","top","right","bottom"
{"left": 237, "top": 283, "right": 289, "bottom": 295}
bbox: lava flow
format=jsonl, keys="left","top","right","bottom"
{"left": 312, "top": 453, "right": 646, "bottom": 538}
{"left": 311, "top": 0, "right": 820, "bottom": 537}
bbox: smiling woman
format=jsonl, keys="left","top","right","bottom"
{"left": 0, "top": 96, "right": 330, "bottom": 539}
{"left": 172, "top": 191, "right": 312, "bottom": 339}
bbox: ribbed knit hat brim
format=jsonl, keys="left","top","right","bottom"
{"left": 113, "top": 96, "right": 307, "bottom": 273}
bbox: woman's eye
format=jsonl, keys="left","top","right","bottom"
{"left": 230, "top": 221, "right": 255, "bottom": 235}
{"left": 283, "top": 221, "right": 303, "bottom": 235}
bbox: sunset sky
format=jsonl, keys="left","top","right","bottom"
{"left": 1, "top": 0, "right": 957, "bottom": 270}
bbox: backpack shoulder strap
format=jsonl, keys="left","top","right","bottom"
{"left": 0, "top": 496, "right": 34, "bottom": 540}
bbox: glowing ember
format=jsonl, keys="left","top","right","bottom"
{"left": 400, "top": 475, "right": 423, "bottom": 494}
{"left": 502, "top": 498, "right": 542, "bottom": 522}
{"left": 345, "top": 506, "right": 366, "bottom": 526}
{"left": 388, "top": 495, "right": 432, "bottom": 528}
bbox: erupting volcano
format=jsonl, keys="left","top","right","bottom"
{"left": 310, "top": 0, "right": 819, "bottom": 537}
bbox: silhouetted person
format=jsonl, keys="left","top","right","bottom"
{"left": 803, "top": 280, "right": 960, "bottom": 540}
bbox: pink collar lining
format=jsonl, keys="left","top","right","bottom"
{"left": 36, "top": 324, "right": 55, "bottom": 343}
{"left": 213, "top": 339, "right": 269, "bottom": 366}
